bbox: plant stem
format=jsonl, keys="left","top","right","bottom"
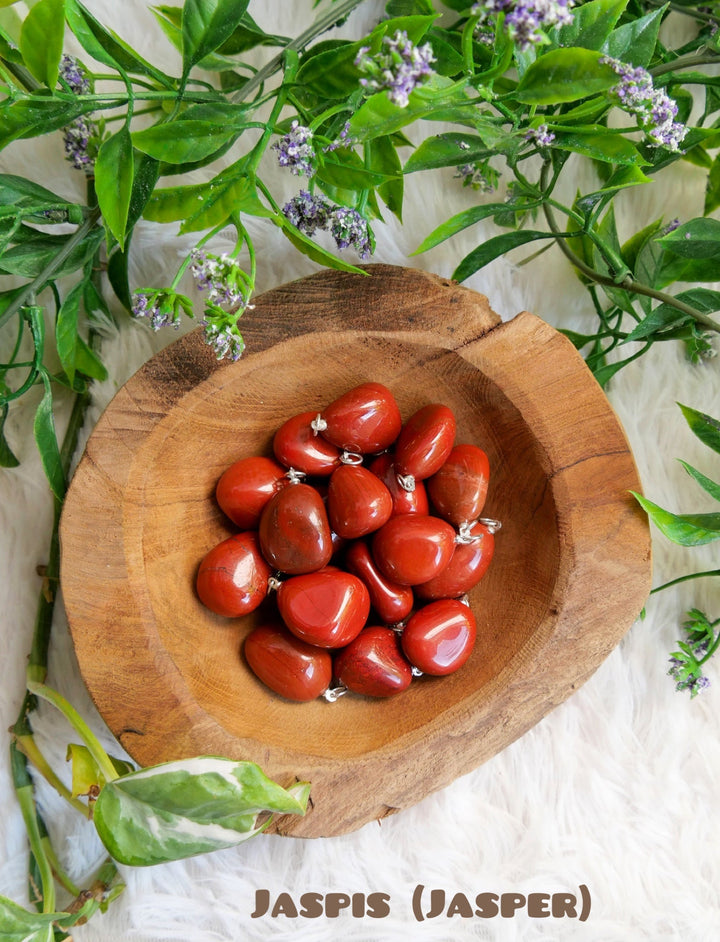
{"left": 231, "top": 0, "right": 369, "bottom": 104}
{"left": 652, "top": 54, "right": 720, "bottom": 79}
{"left": 650, "top": 569, "right": 720, "bottom": 593}
{"left": 13, "top": 732, "right": 89, "bottom": 816}
{"left": 10, "top": 740, "right": 56, "bottom": 913}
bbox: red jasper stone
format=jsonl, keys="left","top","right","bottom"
{"left": 344, "top": 540, "right": 414, "bottom": 625}
{"left": 372, "top": 514, "right": 456, "bottom": 586}
{"left": 258, "top": 483, "right": 333, "bottom": 574}
{"left": 276, "top": 567, "right": 370, "bottom": 648}
{"left": 334, "top": 626, "right": 413, "bottom": 697}
{"left": 196, "top": 531, "right": 271, "bottom": 618}
{"left": 395, "top": 403, "right": 456, "bottom": 484}
{"left": 415, "top": 521, "right": 495, "bottom": 600}
{"left": 244, "top": 622, "right": 332, "bottom": 701}
{"left": 318, "top": 382, "right": 402, "bottom": 454}
{"left": 401, "top": 599, "right": 476, "bottom": 676}
{"left": 215, "top": 455, "right": 290, "bottom": 529}
{"left": 367, "top": 452, "right": 430, "bottom": 516}
{"left": 273, "top": 410, "right": 342, "bottom": 476}
{"left": 327, "top": 465, "right": 393, "bottom": 539}
{"left": 426, "top": 444, "right": 490, "bottom": 526}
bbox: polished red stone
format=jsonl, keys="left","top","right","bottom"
{"left": 367, "top": 452, "right": 430, "bottom": 516}
{"left": 371, "top": 514, "right": 456, "bottom": 586}
{"left": 427, "top": 443, "right": 490, "bottom": 526}
{"left": 273, "top": 410, "right": 342, "bottom": 476}
{"left": 327, "top": 464, "right": 393, "bottom": 539}
{"left": 215, "top": 455, "right": 289, "bottom": 529}
{"left": 244, "top": 621, "right": 332, "bottom": 701}
{"left": 319, "top": 382, "right": 402, "bottom": 454}
{"left": 196, "top": 531, "right": 271, "bottom": 617}
{"left": 394, "top": 403, "right": 456, "bottom": 483}
{"left": 334, "top": 626, "right": 413, "bottom": 697}
{"left": 276, "top": 567, "right": 370, "bottom": 648}
{"left": 401, "top": 599, "right": 476, "bottom": 676}
{"left": 344, "top": 540, "right": 414, "bottom": 625}
{"left": 258, "top": 483, "right": 333, "bottom": 574}
{"left": 415, "top": 521, "right": 495, "bottom": 600}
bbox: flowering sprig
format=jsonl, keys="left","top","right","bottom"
{"left": 58, "top": 54, "right": 100, "bottom": 172}
{"left": 472, "top": 0, "right": 575, "bottom": 50}
{"left": 271, "top": 120, "right": 316, "bottom": 177}
{"left": 131, "top": 289, "right": 194, "bottom": 332}
{"left": 668, "top": 609, "right": 719, "bottom": 697}
{"left": 283, "top": 190, "right": 373, "bottom": 259}
{"left": 601, "top": 56, "right": 688, "bottom": 152}
{"left": 355, "top": 30, "right": 435, "bottom": 107}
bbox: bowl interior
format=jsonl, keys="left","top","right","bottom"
{"left": 133, "top": 331, "right": 559, "bottom": 758}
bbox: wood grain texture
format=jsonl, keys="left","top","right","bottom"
{"left": 59, "top": 265, "right": 651, "bottom": 837}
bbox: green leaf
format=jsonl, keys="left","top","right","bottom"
{"left": 0, "top": 895, "right": 73, "bottom": 942}
{"left": 0, "top": 173, "right": 74, "bottom": 209}
{"left": 65, "top": 0, "right": 172, "bottom": 85}
{"left": 602, "top": 5, "right": 666, "bottom": 67}
{"left": 34, "top": 369, "right": 65, "bottom": 500}
{"left": 553, "top": 0, "right": 628, "bottom": 51}
{"left": 279, "top": 218, "right": 367, "bottom": 275}
{"left": 678, "top": 461, "right": 720, "bottom": 503}
{"left": 95, "top": 125, "right": 134, "bottom": 249}
{"left": 349, "top": 74, "right": 469, "bottom": 141}
{"left": 0, "top": 98, "right": 89, "bottom": 150}
{"left": 0, "top": 404, "right": 19, "bottom": 467}
{"left": 452, "top": 230, "right": 555, "bottom": 282}
{"left": 403, "top": 132, "right": 491, "bottom": 173}
{"left": 552, "top": 129, "right": 649, "bottom": 166}
{"left": 678, "top": 403, "right": 720, "bottom": 456}
{"left": 55, "top": 281, "right": 82, "bottom": 385}
{"left": 624, "top": 289, "right": 720, "bottom": 343}
{"left": 19, "top": 0, "right": 65, "bottom": 88}
{"left": 515, "top": 48, "right": 618, "bottom": 104}
{"left": 367, "top": 134, "right": 403, "bottom": 221}
{"left": 132, "top": 120, "right": 236, "bottom": 164}
{"left": 317, "top": 150, "right": 396, "bottom": 192}
{"left": 67, "top": 743, "right": 134, "bottom": 797}
{"left": 296, "top": 39, "right": 365, "bottom": 100}
{"left": 414, "top": 199, "right": 542, "bottom": 254}
{"left": 181, "top": 0, "right": 250, "bottom": 80}
{"left": 658, "top": 217, "right": 720, "bottom": 259}
{"left": 0, "top": 228, "right": 104, "bottom": 278}
{"left": 93, "top": 757, "right": 309, "bottom": 866}
{"left": 633, "top": 492, "right": 720, "bottom": 546}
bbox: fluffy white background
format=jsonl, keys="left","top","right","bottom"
{"left": 1, "top": 1, "right": 720, "bottom": 939}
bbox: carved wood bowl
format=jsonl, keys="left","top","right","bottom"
{"left": 59, "top": 265, "right": 651, "bottom": 838}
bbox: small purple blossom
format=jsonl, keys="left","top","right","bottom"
{"left": 131, "top": 289, "right": 193, "bottom": 332}
{"left": 454, "top": 163, "right": 498, "bottom": 192}
{"left": 203, "top": 316, "right": 245, "bottom": 362}
{"left": 330, "top": 206, "right": 372, "bottom": 259}
{"left": 524, "top": 123, "right": 555, "bottom": 147}
{"left": 600, "top": 56, "right": 688, "bottom": 152}
{"left": 322, "top": 121, "right": 356, "bottom": 153}
{"left": 62, "top": 116, "right": 98, "bottom": 171}
{"left": 189, "top": 250, "right": 251, "bottom": 310}
{"left": 59, "top": 54, "right": 91, "bottom": 94}
{"left": 282, "top": 190, "right": 333, "bottom": 237}
{"left": 472, "top": 0, "right": 575, "bottom": 50}
{"left": 272, "top": 121, "right": 316, "bottom": 177}
{"left": 355, "top": 30, "right": 435, "bottom": 108}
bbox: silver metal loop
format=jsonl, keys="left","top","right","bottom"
{"left": 396, "top": 472, "right": 416, "bottom": 492}
{"left": 340, "top": 450, "right": 363, "bottom": 466}
{"left": 411, "top": 666, "right": 424, "bottom": 677}
{"left": 284, "top": 468, "right": 307, "bottom": 484}
{"left": 478, "top": 516, "right": 502, "bottom": 534}
{"left": 310, "top": 413, "right": 327, "bottom": 436}
{"left": 322, "top": 685, "right": 348, "bottom": 702}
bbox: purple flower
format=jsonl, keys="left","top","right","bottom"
{"left": 330, "top": 206, "right": 372, "bottom": 259}
{"left": 282, "top": 190, "right": 333, "bottom": 237}
{"left": 355, "top": 30, "right": 435, "bottom": 108}
{"left": 524, "top": 123, "right": 555, "bottom": 147}
{"left": 189, "top": 250, "right": 251, "bottom": 310}
{"left": 271, "top": 121, "right": 316, "bottom": 177}
{"left": 131, "top": 289, "right": 193, "bottom": 332}
{"left": 62, "top": 116, "right": 98, "bottom": 171}
{"left": 600, "top": 57, "right": 688, "bottom": 152}
{"left": 203, "top": 316, "right": 245, "bottom": 362}
{"left": 59, "top": 54, "right": 91, "bottom": 94}
{"left": 472, "top": 0, "right": 574, "bottom": 50}
{"left": 322, "top": 121, "right": 355, "bottom": 153}
{"left": 454, "top": 163, "right": 498, "bottom": 192}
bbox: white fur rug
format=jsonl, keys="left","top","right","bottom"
{"left": 1, "top": 2, "right": 720, "bottom": 939}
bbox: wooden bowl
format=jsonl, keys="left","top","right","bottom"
{"left": 60, "top": 265, "right": 651, "bottom": 838}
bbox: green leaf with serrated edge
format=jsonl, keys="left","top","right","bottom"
{"left": 604, "top": 4, "right": 664, "bottom": 66}
{"left": 131, "top": 120, "right": 237, "bottom": 165}
{"left": 553, "top": 129, "right": 649, "bottom": 166}
{"left": 659, "top": 217, "right": 720, "bottom": 259}
{"left": 553, "top": 0, "right": 628, "bottom": 51}
{"left": 56, "top": 281, "right": 82, "bottom": 385}
{"left": 678, "top": 403, "right": 720, "bottom": 456}
{"left": 349, "top": 75, "right": 468, "bottom": 141}
{"left": 413, "top": 200, "right": 543, "bottom": 254}
{"left": 453, "top": 230, "right": 555, "bottom": 283}
{"left": 34, "top": 370, "right": 65, "bottom": 500}
{"left": 632, "top": 492, "right": 720, "bottom": 546}
{"left": 679, "top": 461, "right": 720, "bottom": 503}
{"left": 0, "top": 404, "right": 19, "bottom": 467}
{"left": 404, "top": 132, "right": 491, "bottom": 173}
{"left": 95, "top": 125, "right": 134, "bottom": 249}
{"left": 367, "top": 135, "right": 403, "bottom": 221}
{"left": 93, "top": 757, "right": 308, "bottom": 866}
{"left": 65, "top": 0, "right": 172, "bottom": 85}
{"left": 181, "top": 0, "right": 250, "bottom": 79}
{"left": 515, "top": 48, "right": 618, "bottom": 104}
{"left": 279, "top": 218, "right": 366, "bottom": 275}
{"left": 19, "top": 0, "right": 65, "bottom": 88}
